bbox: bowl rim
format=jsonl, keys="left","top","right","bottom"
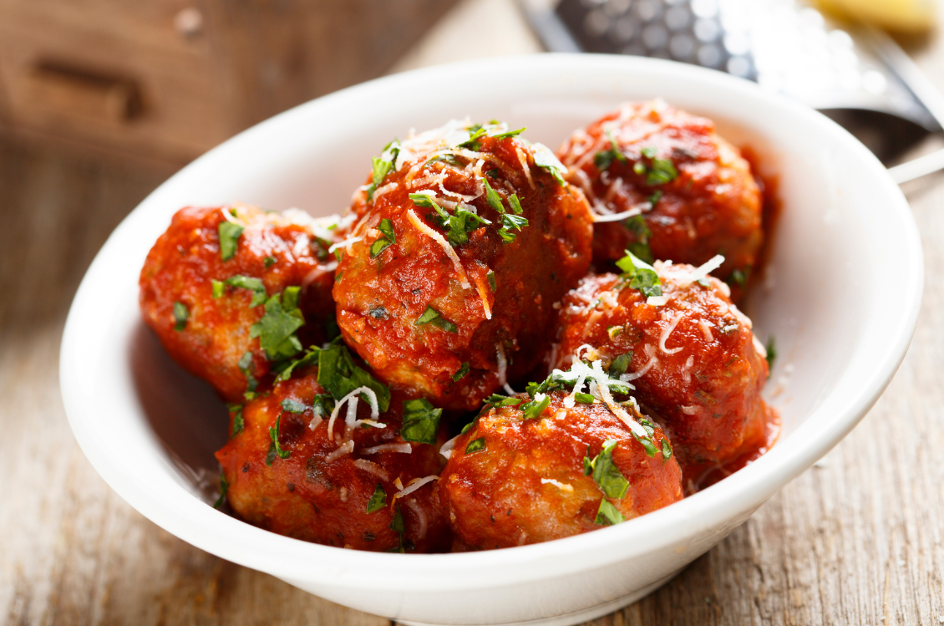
{"left": 60, "top": 53, "right": 923, "bottom": 592}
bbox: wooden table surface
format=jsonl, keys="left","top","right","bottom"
{"left": 1, "top": 0, "right": 941, "bottom": 624}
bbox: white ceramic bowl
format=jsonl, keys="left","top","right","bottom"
{"left": 60, "top": 54, "right": 922, "bottom": 625}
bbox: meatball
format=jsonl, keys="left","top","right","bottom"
{"left": 557, "top": 100, "right": 763, "bottom": 298}
{"left": 215, "top": 358, "right": 451, "bottom": 553}
{"left": 334, "top": 121, "right": 594, "bottom": 411}
{"left": 439, "top": 390, "right": 683, "bottom": 550}
{"left": 550, "top": 257, "right": 777, "bottom": 488}
{"left": 140, "top": 204, "right": 345, "bottom": 402}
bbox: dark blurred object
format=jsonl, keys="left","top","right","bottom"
{"left": 0, "top": 0, "right": 458, "bottom": 166}
{"left": 525, "top": 0, "right": 943, "bottom": 165}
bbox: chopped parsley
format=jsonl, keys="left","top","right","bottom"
{"left": 593, "top": 131, "right": 627, "bottom": 171}
{"left": 633, "top": 417, "right": 661, "bottom": 458}
{"left": 366, "top": 483, "right": 387, "bottom": 514}
{"left": 317, "top": 340, "right": 391, "bottom": 412}
{"left": 218, "top": 221, "right": 244, "bottom": 261}
{"left": 223, "top": 275, "right": 267, "bottom": 307}
{"left": 451, "top": 362, "right": 470, "bottom": 382}
{"left": 465, "top": 437, "right": 486, "bottom": 454}
{"left": 414, "top": 306, "right": 458, "bottom": 333}
{"left": 616, "top": 250, "right": 663, "bottom": 299}
{"left": 623, "top": 215, "right": 654, "bottom": 264}
{"left": 412, "top": 192, "right": 490, "bottom": 247}
{"left": 400, "top": 398, "right": 443, "bottom": 444}
{"left": 632, "top": 146, "right": 679, "bottom": 186}
{"left": 484, "top": 393, "right": 523, "bottom": 408}
{"left": 508, "top": 194, "right": 524, "bottom": 215}
{"left": 228, "top": 403, "right": 244, "bottom": 437}
{"left": 389, "top": 506, "right": 406, "bottom": 553}
{"left": 263, "top": 256, "right": 276, "bottom": 268}
{"left": 647, "top": 190, "right": 663, "bottom": 207}
{"left": 266, "top": 414, "right": 290, "bottom": 466}
{"left": 594, "top": 498, "right": 624, "bottom": 526}
{"left": 583, "top": 439, "right": 629, "bottom": 499}
{"left": 574, "top": 392, "right": 595, "bottom": 404}
{"left": 608, "top": 353, "right": 632, "bottom": 378}
{"left": 489, "top": 127, "right": 526, "bottom": 140}
{"left": 172, "top": 301, "right": 189, "bottom": 331}
{"left": 487, "top": 270, "right": 497, "bottom": 292}
{"left": 249, "top": 291, "right": 305, "bottom": 361}
{"left": 367, "top": 140, "right": 401, "bottom": 201}
{"left": 730, "top": 268, "right": 749, "bottom": 288}
{"left": 212, "top": 472, "right": 228, "bottom": 509}
{"left": 211, "top": 279, "right": 224, "bottom": 299}
{"left": 521, "top": 394, "right": 551, "bottom": 420}
{"left": 371, "top": 218, "right": 396, "bottom": 258}
{"left": 273, "top": 345, "right": 321, "bottom": 383}
{"left": 661, "top": 439, "right": 673, "bottom": 462}
{"left": 281, "top": 398, "right": 308, "bottom": 414}
{"left": 238, "top": 351, "right": 258, "bottom": 399}
{"left": 483, "top": 177, "right": 505, "bottom": 214}
{"left": 531, "top": 143, "right": 568, "bottom": 185}
{"left": 765, "top": 336, "right": 777, "bottom": 370}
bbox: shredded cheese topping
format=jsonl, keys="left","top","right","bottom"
{"left": 406, "top": 209, "right": 470, "bottom": 289}
{"left": 352, "top": 458, "right": 391, "bottom": 482}
{"left": 326, "top": 386, "right": 379, "bottom": 438}
{"left": 541, "top": 478, "right": 574, "bottom": 492}
{"left": 659, "top": 312, "right": 686, "bottom": 355}
{"left": 360, "top": 442, "right": 413, "bottom": 455}
{"left": 394, "top": 475, "right": 438, "bottom": 499}
{"left": 325, "top": 440, "right": 354, "bottom": 463}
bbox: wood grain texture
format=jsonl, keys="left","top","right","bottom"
{"left": 0, "top": 0, "right": 941, "bottom": 624}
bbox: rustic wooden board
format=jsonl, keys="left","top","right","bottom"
{"left": 0, "top": 0, "right": 941, "bottom": 624}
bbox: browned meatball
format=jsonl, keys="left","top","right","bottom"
{"left": 215, "top": 353, "right": 451, "bottom": 553}
{"left": 551, "top": 256, "right": 777, "bottom": 488}
{"left": 439, "top": 390, "right": 682, "bottom": 550}
{"left": 140, "top": 204, "right": 344, "bottom": 402}
{"left": 334, "top": 121, "right": 594, "bottom": 411}
{"left": 557, "top": 100, "right": 763, "bottom": 298}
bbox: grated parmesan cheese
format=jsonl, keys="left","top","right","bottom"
{"left": 659, "top": 312, "right": 686, "bottom": 355}
{"left": 325, "top": 440, "right": 354, "bottom": 463}
{"left": 394, "top": 475, "right": 438, "bottom": 499}
{"left": 361, "top": 442, "right": 413, "bottom": 455}
{"left": 352, "top": 458, "right": 391, "bottom": 482}
{"left": 406, "top": 209, "right": 470, "bottom": 289}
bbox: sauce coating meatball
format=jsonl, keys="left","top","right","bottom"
{"left": 140, "top": 205, "right": 343, "bottom": 402}
{"left": 334, "top": 121, "right": 594, "bottom": 411}
{"left": 557, "top": 100, "right": 763, "bottom": 297}
{"left": 550, "top": 260, "right": 777, "bottom": 488}
{"left": 215, "top": 366, "right": 451, "bottom": 552}
{"left": 439, "top": 391, "right": 682, "bottom": 550}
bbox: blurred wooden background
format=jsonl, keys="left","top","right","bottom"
{"left": 0, "top": 0, "right": 941, "bottom": 624}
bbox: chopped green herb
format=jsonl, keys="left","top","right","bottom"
{"left": 647, "top": 158, "right": 678, "bottom": 186}
{"left": 312, "top": 393, "right": 334, "bottom": 418}
{"left": 607, "top": 325, "right": 624, "bottom": 340}
{"left": 508, "top": 193, "right": 523, "bottom": 215}
{"left": 594, "top": 497, "right": 624, "bottom": 526}
{"left": 765, "top": 337, "right": 777, "bottom": 370}
{"left": 574, "top": 392, "right": 595, "bottom": 404}
{"left": 266, "top": 414, "right": 290, "bottom": 466}
{"left": 484, "top": 393, "right": 523, "bottom": 407}
{"left": 483, "top": 177, "right": 506, "bottom": 214}
{"left": 730, "top": 268, "right": 748, "bottom": 287}
{"left": 615, "top": 250, "right": 663, "bottom": 299}
{"left": 273, "top": 345, "right": 321, "bottom": 383}
{"left": 647, "top": 190, "right": 663, "bottom": 207}
{"left": 366, "top": 483, "right": 387, "bottom": 514}
{"left": 532, "top": 143, "right": 568, "bottom": 185}
{"left": 661, "top": 438, "right": 673, "bottom": 463}
{"left": 623, "top": 215, "right": 654, "bottom": 264}
{"left": 521, "top": 394, "right": 551, "bottom": 420}
{"left": 583, "top": 439, "right": 629, "bottom": 499}
{"left": 367, "top": 140, "right": 401, "bottom": 201}
{"left": 400, "top": 398, "right": 443, "bottom": 444}
{"left": 465, "top": 437, "right": 486, "bottom": 454}
{"left": 389, "top": 506, "right": 406, "bottom": 553}
{"left": 218, "top": 221, "right": 244, "bottom": 261}
{"left": 460, "top": 419, "right": 477, "bottom": 435}
{"left": 633, "top": 161, "right": 647, "bottom": 175}
{"left": 409, "top": 191, "right": 439, "bottom": 209}
{"left": 451, "top": 362, "right": 470, "bottom": 382}
{"left": 224, "top": 275, "right": 267, "bottom": 307}
{"left": 317, "top": 341, "right": 391, "bottom": 412}
{"left": 633, "top": 417, "right": 660, "bottom": 458}
{"left": 212, "top": 472, "right": 229, "bottom": 508}
{"left": 228, "top": 403, "right": 244, "bottom": 437}
{"left": 487, "top": 270, "right": 497, "bottom": 292}
{"left": 489, "top": 127, "right": 526, "bottom": 140}
{"left": 370, "top": 238, "right": 392, "bottom": 259}
{"left": 281, "top": 398, "right": 308, "bottom": 413}
{"left": 501, "top": 213, "right": 528, "bottom": 231}
{"left": 608, "top": 353, "right": 632, "bottom": 378}
{"left": 249, "top": 293, "right": 305, "bottom": 361}
{"left": 211, "top": 279, "right": 224, "bottom": 299}
{"left": 459, "top": 126, "right": 487, "bottom": 150}
{"left": 414, "top": 306, "right": 458, "bottom": 333}
{"left": 263, "top": 256, "right": 277, "bottom": 268}
{"left": 378, "top": 218, "right": 396, "bottom": 243}
{"left": 594, "top": 132, "right": 627, "bottom": 171}
{"left": 641, "top": 146, "right": 657, "bottom": 159}
{"left": 173, "top": 301, "right": 189, "bottom": 331}
{"left": 238, "top": 351, "right": 258, "bottom": 398}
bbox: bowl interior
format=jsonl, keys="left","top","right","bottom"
{"left": 61, "top": 55, "right": 921, "bottom": 623}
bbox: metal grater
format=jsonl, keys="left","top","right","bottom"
{"left": 523, "top": 0, "right": 943, "bottom": 164}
